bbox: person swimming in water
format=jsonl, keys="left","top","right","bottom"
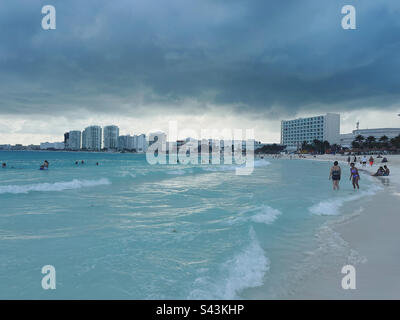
{"left": 329, "top": 161, "right": 341, "bottom": 190}
{"left": 349, "top": 163, "right": 360, "bottom": 189}
{"left": 40, "top": 160, "right": 49, "bottom": 170}
{"left": 1, "top": 162, "right": 6, "bottom": 168}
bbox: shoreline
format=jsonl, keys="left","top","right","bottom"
{"left": 270, "top": 154, "right": 400, "bottom": 299}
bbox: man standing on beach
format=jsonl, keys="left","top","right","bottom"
{"left": 329, "top": 161, "right": 341, "bottom": 190}
{"left": 362, "top": 156, "right": 367, "bottom": 167}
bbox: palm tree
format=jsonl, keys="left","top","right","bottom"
{"left": 379, "top": 135, "right": 389, "bottom": 149}
{"left": 366, "top": 136, "right": 376, "bottom": 148}
{"left": 323, "top": 140, "right": 331, "bottom": 153}
{"left": 352, "top": 141, "right": 360, "bottom": 149}
{"left": 379, "top": 135, "right": 389, "bottom": 143}
{"left": 312, "top": 139, "right": 322, "bottom": 154}
{"left": 353, "top": 135, "right": 365, "bottom": 150}
{"left": 390, "top": 134, "right": 400, "bottom": 149}
{"left": 355, "top": 135, "right": 365, "bottom": 143}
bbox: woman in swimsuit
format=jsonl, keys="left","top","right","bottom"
{"left": 369, "top": 156, "right": 374, "bottom": 167}
{"left": 349, "top": 163, "right": 360, "bottom": 189}
{"left": 329, "top": 161, "right": 341, "bottom": 190}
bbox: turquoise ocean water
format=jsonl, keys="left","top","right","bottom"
{"left": 0, "top": 151, "right": 380, "bottom": 299}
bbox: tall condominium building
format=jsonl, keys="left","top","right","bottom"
{"left": 136, "top": 134, "right": 148, "bottom": 152}
{"left": 64, "top": 132, "right": 69, "bottom": 148}
{"left": 67, "top": 130, "right": 81, "bottom": 150}
{"left": 103, "top": 125, "right": 120, "bottom": 150}
{"left": 118, "top": 135, "right": 135, "bottom": 151}
{"left": 82, "top": 125, "right": 102, "bottom": 151}
{"left": 281, "top": 113, "right": 340, "bottom": 150}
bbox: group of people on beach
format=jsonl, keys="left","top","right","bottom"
{"left": 330, "top": 158, "right": 390, "bottom": 191}
{"left": 372, "top": 165, "right": 390, "bottom": 177}
{"left": 347, "top": 155, "right": 388, "bottom": 167}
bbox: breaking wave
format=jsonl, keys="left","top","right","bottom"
{"left": 0, "top": 178, "right": 111, "bottom": 194}
{"left": 188, "top": 228, "right": 269, "bottom": 299}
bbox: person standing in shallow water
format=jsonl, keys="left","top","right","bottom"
{"left": 349, "top": 163, "right": 360, "bottom": 190}
{"left": 329, "top": 161, "right": 341, "bottom": 190}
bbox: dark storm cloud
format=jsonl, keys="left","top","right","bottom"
{"left": 0, "top": 0, "right": 400, "bottom": 119}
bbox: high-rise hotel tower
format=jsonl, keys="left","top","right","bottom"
{"left": 281, "top": 113, "right": 340, "bottom": 150}
{"left": 82, "top": 126, "right": 102, "bottom": 151}
{"left": 103, "top": 125, "right": 120, "bottom": 150}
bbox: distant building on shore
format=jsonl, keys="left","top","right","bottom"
{"left": 340, "top": 127, "right": 400, "bottom": 148}
{"left": 67, "top": 130, "right": 82, "bottom": 150}
{"left": 40, "top": 142, "right": 65, "bottom": 150}
{"left": 64, "top": 132, "right": 69, "bottom": 148}
{"left": 103, "top": 125, "right": 119, "bottom": 150}
{"left": 281, "top": 113, "right": 340, "bottom": 151}
{"left": 82, "top": 125, "right": 102, "bottom": 151}
{"left": 118, "top": 135, "right": 135, "bottom": 151}
{"left": 136, "top": 134, "right": 148, "bottom": 152}
{"left": 0, "top": 144, "right": 11, "bottom": 150}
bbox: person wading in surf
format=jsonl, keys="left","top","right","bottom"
{"left": 349, "top": 163, "right": 360, "bottom": 190}
{"left": 329, "top": 161, "right": 341, "bottom": 190}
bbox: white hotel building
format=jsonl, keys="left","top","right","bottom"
{"left": 103, "top": 125, "right": 119, "bottom": 150}
{"left": 82, "top": 125, "right": 102, "bottom": 151}
{"left": 118, "top": 134, "right": 148, "bottom": 152}
{"left": 67, "top": 130, "right": 81, "bottom": 150}
{"left": 281, "top": 113, "right": 340, "bottom": 150}
{"left": 340, "top": 127, "right": 400, "bottom": 148}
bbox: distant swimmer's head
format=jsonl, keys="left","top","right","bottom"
{"left": 334, "top": 161, "right": 338, "bottom": 166}
{"left": 1, "top": 162, "right": 6, "bottom": 168}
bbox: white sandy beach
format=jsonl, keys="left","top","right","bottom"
{"left": 293, "top": 154, "right": 400, "bottom": 299}
{"left": 255, "top": 153, "right": 400, "bottom": 299}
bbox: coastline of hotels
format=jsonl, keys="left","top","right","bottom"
{"left": 1, "top": 113, "right": 399, "bottom": 153}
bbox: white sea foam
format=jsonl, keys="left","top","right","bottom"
{"left": 229, "top": 205, "right": 281, "bottom": 225}
{"left": 0, "top": 178, "right": 111, "bottom": 194}
{"left": 202, "top": 160, "right": 270, "bottom": 173}
{"left": 202, "top": 165, "right": 238, "bottom": 172}
{"left": 188, "top": 228, "right": 269, "bottom": 299}
{"left": 253, "top": 159, "right": 271, "bottom": 167}
{"left": 309, "top": 184, "right": 382, "bottom": 216}
{"left": 166, "top": 169, "right": 188, "bottom": 175}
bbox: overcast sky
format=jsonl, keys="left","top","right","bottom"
{"left": 1, "top": 0, "right": 400, "bottom": 144}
